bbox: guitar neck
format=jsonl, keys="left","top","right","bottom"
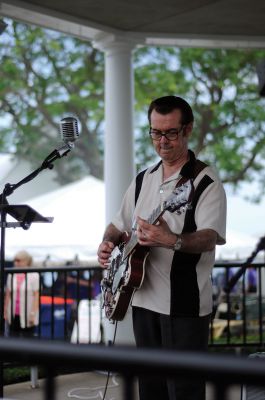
{"left": 123, "top": 203, "right": 165, "bottom": 259}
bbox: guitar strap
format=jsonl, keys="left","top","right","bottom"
{"left": 135, "top": 168, "right": 147, "bottom": 205}
{"left": 177, "top": 151, "right": 207, "bottom": 186}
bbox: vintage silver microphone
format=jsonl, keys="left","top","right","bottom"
{"left": 55, "top": 117, "right": 80, "bottom": 158}
{"left": 60, "top": 116, "right": 80, "bottom": 146}
{"left": 2, "top": 116, "right": 81, "bottom": 199}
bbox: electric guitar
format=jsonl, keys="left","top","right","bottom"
{"left": 101, "top": 180, "right": 193, "bottom": 321}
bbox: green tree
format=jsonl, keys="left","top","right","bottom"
{"left": 1, "top": 19, "right": 265, "bottom": 198}
{"left": 134, "top": 47, "right": 265, "bottom": 199}
{"left": 0, "top": 20, "right": 105, "bottom": 183}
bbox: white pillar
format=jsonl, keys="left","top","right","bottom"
{"left": 94, "top": 35, "right": 136, "bottom": 345}
{"left": 94, "top": 35, "right": 136, "bottom": 224}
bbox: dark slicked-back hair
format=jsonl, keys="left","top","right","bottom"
{"left": 148, "top": 95, "right": 194, "bottom": 125}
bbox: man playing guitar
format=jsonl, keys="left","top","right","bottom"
{"left": 97, "top": 95, "right": 227, "bottom": 400}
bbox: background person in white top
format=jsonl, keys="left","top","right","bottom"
{"left": 97, "top": 95, "right": 227, "bottom": 400}
{"left": 4, "top": 250, "right": 39, "bottom": 338}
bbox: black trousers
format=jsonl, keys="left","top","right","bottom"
{"left": 132, "top": 306, "right": 211, "bottom": 400}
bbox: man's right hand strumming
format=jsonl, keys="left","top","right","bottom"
{"left": 97, "top": 240, "right": 115, "bottom": 267}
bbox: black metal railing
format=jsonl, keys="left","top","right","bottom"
{"left": 3, "top": 265, "right": 103, "bottom": 343}
{"left": 210, "top": 262, "right": 265, "bottom": 349}
{"left": 1, "top": 337, "right": 265, "bottom": 400}
{"left": 1, "top": 260, "right": 265, "bottom": 399}
{"left": 3, "top": 261, "right": 265, "bottom": 349}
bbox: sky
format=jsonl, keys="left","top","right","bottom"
{"left": 216, "top": 183, "right": 265, "bottom": 261}
{"left": 226, "top": 192, "right": 264, "bottom": 237}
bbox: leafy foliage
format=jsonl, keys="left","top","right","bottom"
{"left": 1, "top": 20, "right": 265, "bottom": 197}
{"left": 0, "top": 20, "right": 104, "bottom": 183}
{"left": 134, "top": 46, "right": 265, "bottom": 197}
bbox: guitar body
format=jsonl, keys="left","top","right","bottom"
{"left": 102, "top": 237, "right": 149, "bottom": 321}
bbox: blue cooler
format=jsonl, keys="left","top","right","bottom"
{"left": 39, "top": 296, "right": 73, "bottom": 339}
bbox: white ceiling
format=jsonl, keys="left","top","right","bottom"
{"left": 1, "top": 0, "right": 265, "bottom": 48}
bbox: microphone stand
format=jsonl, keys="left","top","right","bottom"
{"left": 0, "top": 142, "right": 73, "bottom": 200}
{"left": 0, "top": 137, "right": 75, "bottom": 396}
{"left": 0, "top": 143, "right": 73, "bottom": 329}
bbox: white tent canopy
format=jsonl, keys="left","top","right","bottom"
{"left": 5, "top": 176, "right": 105, "bottom": 262}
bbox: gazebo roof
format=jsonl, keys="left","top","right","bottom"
{"left": 1, "top": 0, "right": 265, "bottom": 48}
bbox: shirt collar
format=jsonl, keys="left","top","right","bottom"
{"left": 150, "top": 150, "right": 197, "bottom": 179}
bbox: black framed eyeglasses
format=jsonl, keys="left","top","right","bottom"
{"left": 149, "top": 127, "right": 184, "bottom": 141}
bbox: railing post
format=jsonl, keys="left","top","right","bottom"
{"left": 0, "top": 208, "right": 7, "bottom": 399}
{"left": 214, "top": 382, "right": 228, "bottom": 400}
{"left": 123, "top": 374, "right": 134, "bottom": 400}
{"left": 45, "top": 367, "right": 55, "bottom": 400}
{"left": 30, "top": 365, "right": 39, "bottom": 388}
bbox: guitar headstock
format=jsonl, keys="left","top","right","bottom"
{"left": 163, "top": 180, "right": 193, "bottom": 214}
